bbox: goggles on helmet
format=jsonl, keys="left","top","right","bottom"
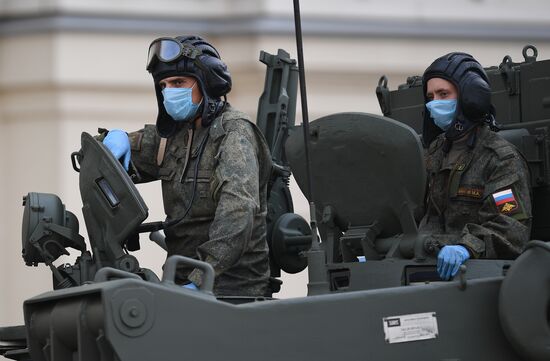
{"left": 146, "top": 37, "right": 203, "bottom": 70}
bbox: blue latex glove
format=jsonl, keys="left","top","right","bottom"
{"left": 437, "top": 245, "right": 470, "bottom": 280}
{"left": 103, "top": 129, "right": 131, "bottom": 170}
{"left": 182, "top": 282, "right": 198, "bottom": 290}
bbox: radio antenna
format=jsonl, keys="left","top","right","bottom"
{"left": 293, "top": 0, "right": 314, "bottom": 202}
{"left": 293, "top": 0, "right": 329, "bottom": 295}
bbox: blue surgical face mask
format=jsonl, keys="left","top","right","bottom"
{"left": 162, "top": 84, "right": 201, "bottom": 122}
{"left": 426, "top": 99, "right": 457, "bottom": 131}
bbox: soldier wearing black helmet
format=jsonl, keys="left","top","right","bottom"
{"left": 418, "top": 52, "right": 532, "bottom": 281}
{"left": 102, "top": 35, "right": 272, "bottom": 296}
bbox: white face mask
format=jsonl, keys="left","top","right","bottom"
{"left": 162, "top": 83, "right": 201, "bottom": 121}
{"left": 426, "top": 99, "right": 457, "bottom": 130}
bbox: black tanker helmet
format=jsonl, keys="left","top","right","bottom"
{"left": 146, "top": 35, "right": 232, "bottom": 136}
{"left": 421, "top": 52, "right": 494, "bottom": 147}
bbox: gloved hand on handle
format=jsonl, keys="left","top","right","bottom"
{"left": 103, "top": 129, "right": 131, "bottom": 170}
{"left": 183, "top": 282, "right": 198, "bottom": 290}
{"left": 437, "top": 245, "right": 470, "bottom": 280}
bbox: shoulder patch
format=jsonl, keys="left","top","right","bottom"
{"left": 492, "top": 188, "right": 520, "bottom": 215}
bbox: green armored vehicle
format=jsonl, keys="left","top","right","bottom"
{"left": 1, "top": 13, "right": 549, "bottom": 361}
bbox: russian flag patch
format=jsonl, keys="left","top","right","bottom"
{"left": 492, "top": 188, "right": 518, "bottom": 214}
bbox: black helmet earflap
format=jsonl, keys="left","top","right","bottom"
{"left": 193, "top": 53, "right": 232, "bottom": 98}
{"left": 459, "top": 72, "right": 491, "bottom": 121}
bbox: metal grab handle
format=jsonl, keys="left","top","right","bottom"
{"left": 525, "top": 239, "right": 550, "bottom": 252}
{"left": 70, "top": 151, "right": 81, "bottom": 172}
{"left": 149, "top": 231, "right": 167, "bottom": 251}
{"left": 162, "top": 255, "right": 215, "bottom": 295}
{"left": 94, "top": 267, "right": 142, "bottom": 282}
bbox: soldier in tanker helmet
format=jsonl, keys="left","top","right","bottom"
{"left": 418, "top": 52, "right": 532, "bottom": 280}
{"left": 101, "top": 35, "right": 272, "bottom": 296}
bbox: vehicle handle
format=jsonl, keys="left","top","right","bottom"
{"left": 71, "top": 151, "right": 82, "bottom": 172}
{"left": 94, "top": 267, "right": 142, "bottom": 282}
{"left": 162, "top": 255, "right": 215, "bottom": 295}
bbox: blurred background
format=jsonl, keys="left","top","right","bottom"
{"left": 1, "top": 0, "right": 549, "bottom": 331}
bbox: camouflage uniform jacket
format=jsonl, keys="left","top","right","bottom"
{"left": 418, "top": 126, "right": 532, "bottom": 259}
{"left": 128, "top": 105, "right": 272, "bottom": 296}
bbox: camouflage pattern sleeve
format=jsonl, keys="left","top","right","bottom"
{"left": 458, "top": 150, "right": 532, "bottom": 259}
{"left": 187, "top": 124, "right": 260, "bottom": 285}
{"left": 128, "top": 125, "right": 161, "bottom": 183}
{"left": 94, "top": 127, "right": 159, "bottom": 183}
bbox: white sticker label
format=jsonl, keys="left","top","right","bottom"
{"left": 383, "top": 312, "right": 439, "bottom": 344}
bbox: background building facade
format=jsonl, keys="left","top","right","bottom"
{"left": 1, "top": 0, "right": 549, "bottom": 334}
